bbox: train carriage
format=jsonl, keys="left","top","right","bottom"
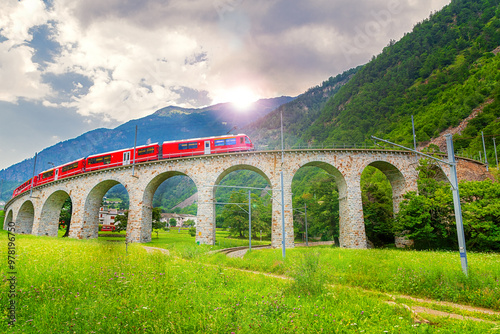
{"left": 59, "top": 158, "right": 86, "bottom": 179}
{"left": 162, "top": 134, "right": 253, "bottom": 159}
{"left": 212, "top": 134, "right": 253, "bottom": 154}
{"left": 85, "top": 148, "right": 133, "bottom": 172}
{"left": 133, "top": 143, "right": 160, "bottom": 163}
{"left": 36, "top": 168, "right": 58, "bottom": 186}
{"left": 12, "top": 178, "right": 34, "bottom": 197}
{"left": 12, "top": 134, "right": 253, "bottom": 198}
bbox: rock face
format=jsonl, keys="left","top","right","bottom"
{"left": 457, "top": 159, "right": 495, "bottom": 182}
{"left": 417, "top": 98, "right": 496, "bottom": 181}
{"left": 420, "top": 99, "right": 494, "bottom": 152}
{"left": 395, "top": 232, "right": 415, "bottom": 249}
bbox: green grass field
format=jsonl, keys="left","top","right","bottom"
{"left": 2, "top": 229, "right": 499, "bottom": 333}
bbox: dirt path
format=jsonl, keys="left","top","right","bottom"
{"left": 142, "top": 246, "right": 170, "bottom": 255}
{"left": 142, "top": 244, "right": 499, "bottom": 324}
{"left": 226, "top": 266, "right": 500, "bottom": 324}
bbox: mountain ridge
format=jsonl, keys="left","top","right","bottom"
{"left": 0, "top": 96, "right": 295, "bottom": 200}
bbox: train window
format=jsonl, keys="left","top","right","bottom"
{"left": 245, "top": 137, "right": 251, "bottom": 144}
{"left": 42, "top": 170, "right": 54, "bottom": 179}
{"left": 188, "top": 142, "right": 198, "bottom": 149}
{"left": 226, "top": 138, "right": 237, "bottom": 146}
{"left": 214, "top": 139, "right": 225, "bottom": 146}
{"left": 138, "top": 147, "right": 155, "bottom": 155}
{"left": 88, "top": 155, "right": 111, "bottom": 165}
{"left": 240, "top": 137, "right": 244, "bottom": 143}
{"left": 62, "top": 162, "right": 79, "bottom": 172}
{"left": 178, "top": 143, "right": 188, "bottom": 150}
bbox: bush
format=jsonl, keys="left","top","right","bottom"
{"left": 289, "top": 251, "right": 325, "bottom": 295}
{"left": 188, "top": 227, "right": 196, "bottom": 237}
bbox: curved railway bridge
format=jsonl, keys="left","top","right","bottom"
{"left": 3, "top": 149, "right": 488, "bottom": 249}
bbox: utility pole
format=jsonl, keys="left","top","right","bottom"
{"left": 248, "top": 190, "right": 252, "bottom": 251}
{"left": 411, "top": 115, "right": 417, "bottom": 151}
{"left": 280, "top": 110, "right": 286, "bottom": 258}
{"left": 493, "top": 138, "right": 498, "bottom": 167}
{"left": 372, "top": 135, "right": 468, "bottom": 276}
{"left": 30, "top": 152, "right": 38, "bottom": 198}
{"left": 445, "top": 134, "right": 468, "bottom": 276}
{"left": 304, "top": 204, "right": 308, "bottom": 247}
{"left": 412, "top": 115, "right": 419, "bottom": 195}
{"left": 482, "top": 131, "right": 489, "bottom": 171}
{"left": 132, "top": 125, "right": 138, "bottom": 176}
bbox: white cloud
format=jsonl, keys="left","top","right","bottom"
{"left": 0, "top": 0, "right": 456, "bottom": 172}
{"left": 0, "top": 0, "right": 451, "bottom": 121}
{"left": 0, "top": 42, "right": 52, "bottom": 102}
{"left": 0, "top": 0, "right": 52, "bottom": 102}
{"left": 46, "top": 14, "right": 210, "bottom": 121}
{"left": 42, "top": 100, "right": 59, "bottom": 108}
{"left": 0, "top": 0, "right": 48, "bottom": 43}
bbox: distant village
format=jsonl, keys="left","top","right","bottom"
{"left": 99, "top": 198, "right": 197, "bottom": 231}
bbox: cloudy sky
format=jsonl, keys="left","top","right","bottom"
{"left": 0, "top": 0, "right": 450, "bottom": 170}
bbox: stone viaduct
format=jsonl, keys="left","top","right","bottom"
{"left": 2, "top": 149, "right": 488, "bottom": 249}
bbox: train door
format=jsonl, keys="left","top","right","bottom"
{"left": 123, "top": 151, "right": 131, "bottom": 165}
{"left": 204, "top": 141, "right": 211, "bottom": 154}
{"left": 55, "top": 169, "right": 59, "bottom": 180}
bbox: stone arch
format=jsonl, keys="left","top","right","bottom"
{"left": 291, "top": 161, "right": 353, "bottom": 247}
{"left": 139, "top": 171, "right": 194, "bottom": 243}
{"left": 17, "top": 200, "right": 35, "bottom": 234}
{"left": 364, "top": 161, "right": 407, "bottom": 215}
{"left": 213, "top": 164, "right": 274, "bottom": 243}
{"left": 214, "top": 164, "right": 272, "bottom": 186}
{"left": 77, "top": 179, "right": 129, "bottom": 239}
{"left": 294, "top": 161, "right": 348, "bottom": 197}
{"left": 37, "top": 190, "right": 71, "bottom": 237}
{"left": 4, "top": 210, "right": 14, "bottom": 230}
{"left": 425, "top": 163, "right": 450, "bottom": 184}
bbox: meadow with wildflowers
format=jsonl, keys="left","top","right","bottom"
{"left": 203, "top": 246, "right": 500, "bottom": 310}
{"left": 1, "top": 230, "right": 499, "bottom": 333}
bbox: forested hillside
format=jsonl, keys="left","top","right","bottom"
{"left": 245, "top": 67, "right": 360, "bottom": 149}
{"left": 303, "top": 0, "right": 499, "bottom": 162}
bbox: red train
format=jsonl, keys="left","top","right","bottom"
{"left": 12, "top": 134, "right": 254, "bottom": 198}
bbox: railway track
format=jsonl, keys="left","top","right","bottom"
{"left": 217, "top": 244, "right": 272, "bottom": 257}
{"left": 217, "top": 241, "right": 335, "bottom": 257}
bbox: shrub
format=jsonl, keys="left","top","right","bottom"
{"left": 289, "top": 251, "right": 325, "bottom": 295}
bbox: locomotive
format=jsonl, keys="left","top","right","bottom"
{"left": 12, "top": 134, "right": 254, "bottom": 198}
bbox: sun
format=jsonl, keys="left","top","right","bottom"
{"left": 227, "top": 87, "right": 259, "bottom": 110}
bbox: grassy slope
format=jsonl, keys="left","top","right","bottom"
{"left": 1, "top": 231, "right": 499, "bottom": 333}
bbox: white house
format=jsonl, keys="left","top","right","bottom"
{"left": 160, "top": 213, "right": 197, "bottom": 227}
{"left": 99, "top": 206, "right": 125, "bottom": 226}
